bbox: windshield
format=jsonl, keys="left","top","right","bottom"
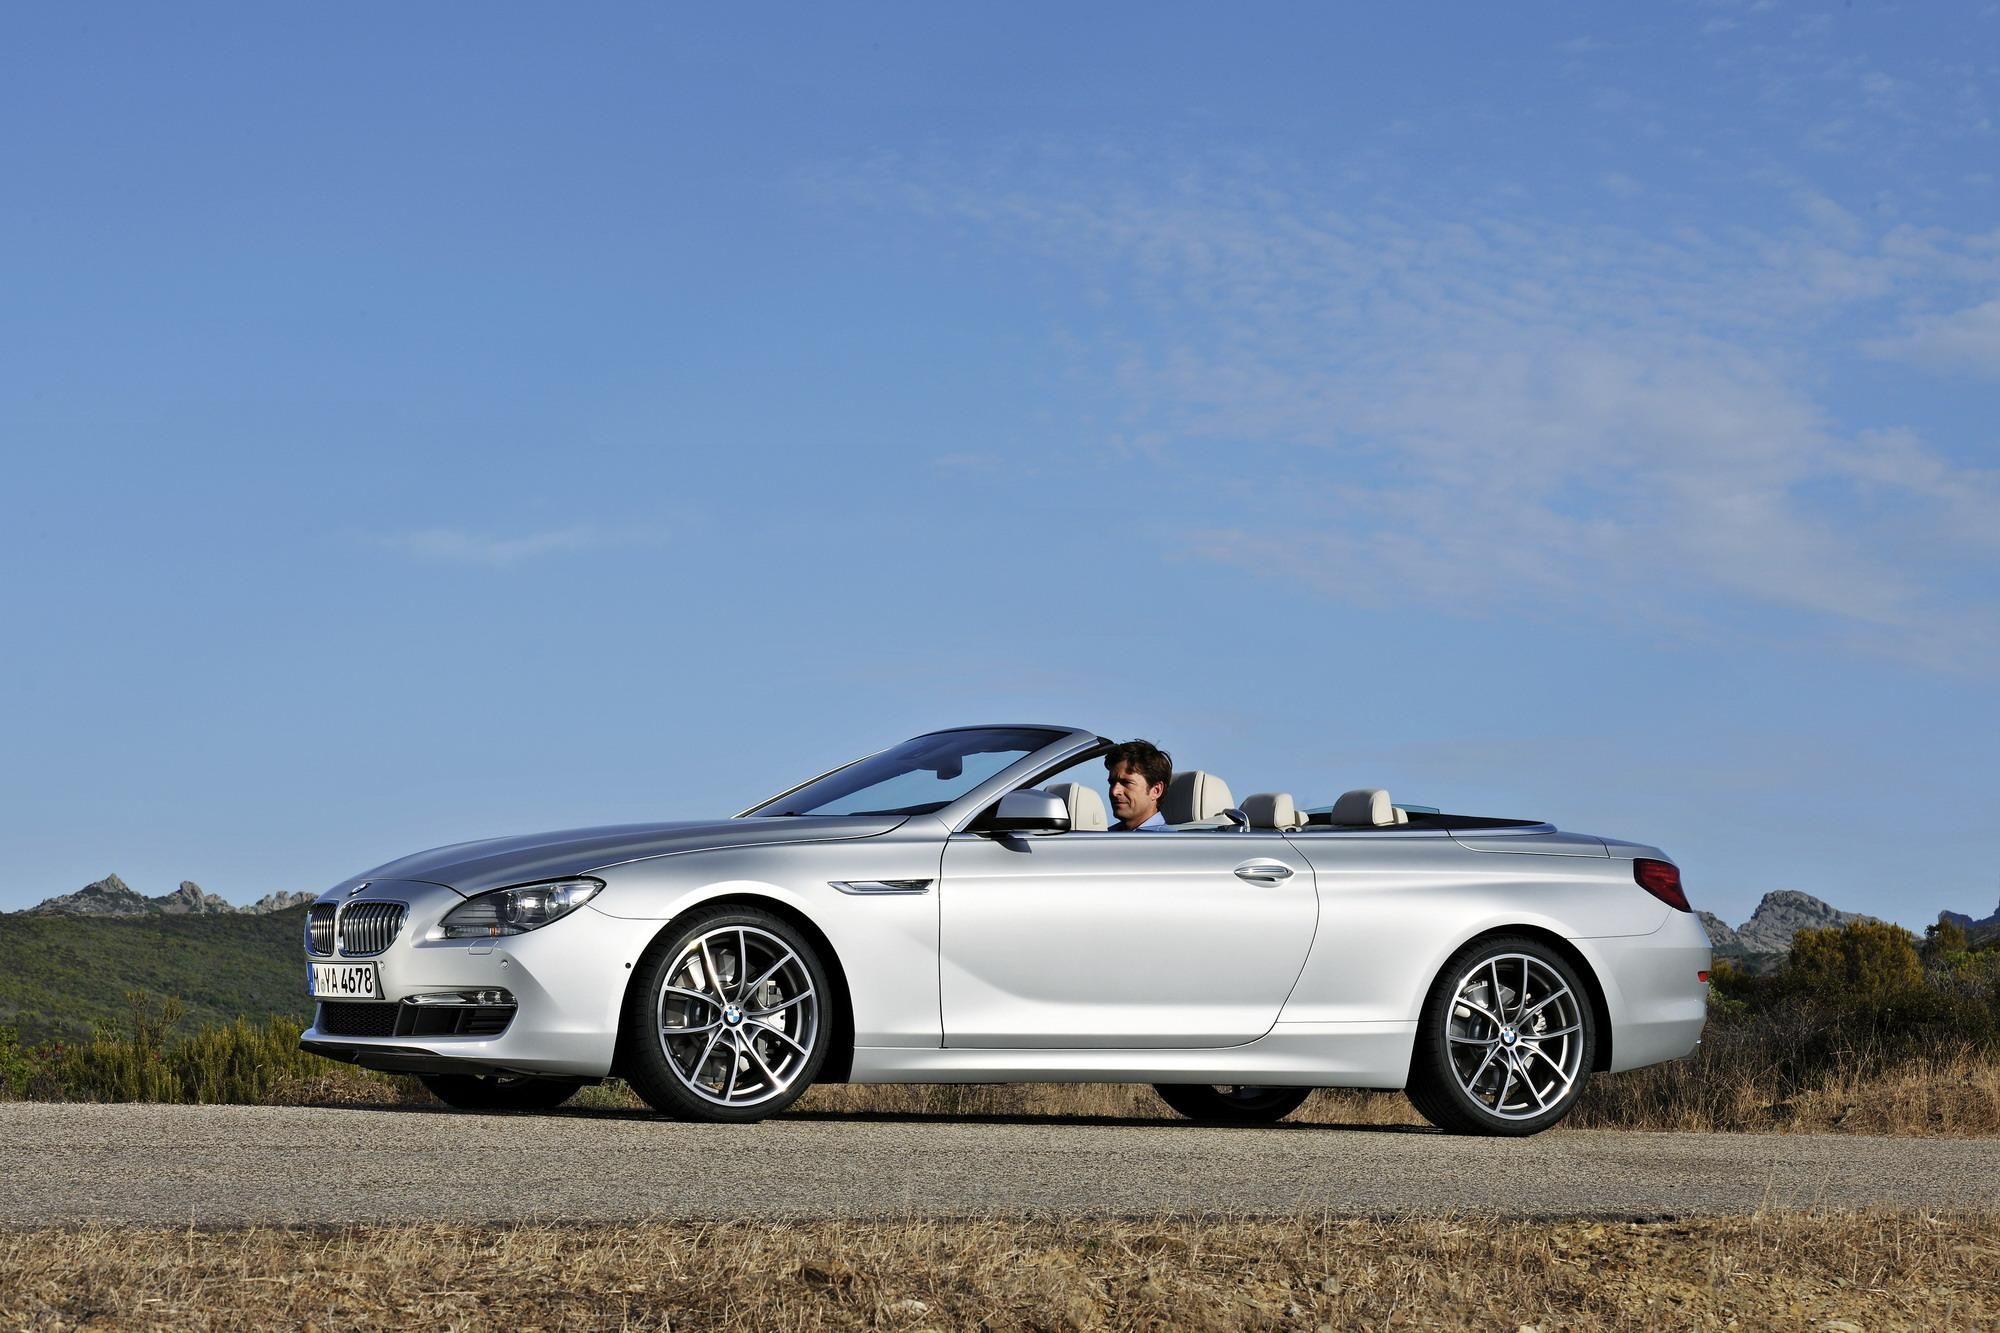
{"left": 748, "top": 727, "right": 1065, "bottom": 817}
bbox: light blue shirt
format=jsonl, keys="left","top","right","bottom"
{"left": 1111, "top": 810, "right": 1169, "bottom": 832}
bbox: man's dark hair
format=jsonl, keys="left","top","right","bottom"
{"left": 1104, "top": 739, "right": 1172, "bottom": 791}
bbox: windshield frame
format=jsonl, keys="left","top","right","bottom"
{"left": 738, "top": 725, "right": 1101, "bottom": 827}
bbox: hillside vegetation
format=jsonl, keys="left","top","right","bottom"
{"left": 0, "top": 908, "right": 312, "bottom": 1043}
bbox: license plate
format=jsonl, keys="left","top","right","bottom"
{"left": 308, "top": 962, "right": 379, "bottom": 999}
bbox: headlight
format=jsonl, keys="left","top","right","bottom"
{"left": 435, "top": 878, "right": 603, "bottom": 939}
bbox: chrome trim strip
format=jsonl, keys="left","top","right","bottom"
{"left": 829, "top": 879, "right": 933, "bottom": 896}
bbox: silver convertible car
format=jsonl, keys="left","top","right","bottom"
{"left": 299, "top": 725, "right": 1710, "bottom": 1136}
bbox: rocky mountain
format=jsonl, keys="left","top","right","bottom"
{"left": 1696, "top": 911, "right": 1741, "bottom": 950}
{"left": 1735, "top": 890, "right": 1867, "bottom": 953}
{"left": 1700, "top": 889, "right": 1867, "bottom": 955}
{"left": 1940, "top": 901, "right": 2000, "bottom": 933}
{"left": 16, "top": 874, "right": 313, "bottom": 917}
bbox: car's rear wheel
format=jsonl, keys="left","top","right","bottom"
{"left": 1152, "top": 1084, "right": 1313, "bottom": 1124}
{"left": 418, "top": 1072, "right": 585, "bottom": 1112}
{"left": 622, "top": 906, "right": 831, "bottom": 1123}
{"left": 1405, "top": 934, "right": 1595, "bottom": 1136}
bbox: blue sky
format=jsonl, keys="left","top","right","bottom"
{"left": 1, "top": 3, "right": 1995, "bottom": 927}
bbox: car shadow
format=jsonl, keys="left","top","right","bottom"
{"left": 318, "top": 1099, "right": 1437, "bottom": 1132}
{"left": 777, "top": 1110, "right": 1438, "bottom": 1133}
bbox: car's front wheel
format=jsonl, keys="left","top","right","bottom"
{"left": 418, "top": 1073, "right": 585, "bottom": 1112}
{"left": 1405, "top": 934, "right": 1596, "bottom": 1136}
{"left": 622, "top": 906, "right": 831, "bottom": 1123}
{"left": 1152, "top": 1084, "right": 1314, "bottom": 1124}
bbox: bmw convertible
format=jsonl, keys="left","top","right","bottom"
{"left": 299, "top": 724, "right": 1710, "bottom": 1135}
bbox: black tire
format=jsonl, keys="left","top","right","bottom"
{"left": 621, "top": 905, "right": 832, "bottom": 1123}
{"left": 1405, "top": 933, "right": 1596, "bottom": 1137}
{"left": 1152, "top": 1084, "right": 1314, "bottom": 1124}
{"left": 418, "top": 1072, "right": 584, "bottom": 1112}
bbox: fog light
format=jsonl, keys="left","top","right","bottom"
{"left": 1697, "top": 970, "right": 1710, "bottom": 984}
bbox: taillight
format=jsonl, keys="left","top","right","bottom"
{"left": 1634, "top": 858, "right": 1690, "bottom": 912}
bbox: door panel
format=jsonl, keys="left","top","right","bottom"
{"left": 939, "top": 831, "right": 1317, "bottom": 1048}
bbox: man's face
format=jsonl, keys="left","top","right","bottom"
{"left": 1107, "top": 762, "right": 1165, "bottom": 827}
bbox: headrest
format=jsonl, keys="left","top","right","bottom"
{"left": 1164, "top": 771, "right": 1234, "bottom": 824}
{"left": 1242, "top": 792, "right": 1304, "bottom": 831}
{"left": 1044, "top": 782, "right": 1108, "bottom": 832}
{"left": 1329, "top": 788, "right": 1398, "bottom": 827}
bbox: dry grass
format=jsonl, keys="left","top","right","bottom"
{"left": 1566, "top": 1045, "right": 2000, "bottom": 1136}
{"left": 1, "top": 1211, "right": 1992, "bottom": 1330}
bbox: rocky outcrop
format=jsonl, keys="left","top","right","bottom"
{"left": 24, "top": 874, "right": 153, "bottom": 916}
{"left": 246, "top": 891, "right": 314, "bottom": 914}
{"left": 19, "top": 876, "right": 312, "bottom": 916}
{"left": 157, "top": 881, "right": 233, "bottom": 915}
{"left": 1732, "top": 890, "right": 1866, "bottom": 955}
{"left": 1696, "top": 911, "right": 1742, "bottom": 951}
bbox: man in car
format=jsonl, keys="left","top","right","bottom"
{"left": 1105, "top": 739, "right": 1173, "bottom": 831}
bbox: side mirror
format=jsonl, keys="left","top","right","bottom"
{"left": 990, "top": 789, "right": 1070, "bottom": 834}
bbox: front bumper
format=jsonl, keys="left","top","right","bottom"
{"left": 299, "top": 880, "right": 644, "bottom": 1079}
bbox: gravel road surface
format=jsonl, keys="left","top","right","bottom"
{"left": 3, "top": 1104, "right": 1995, "bottom": 1226}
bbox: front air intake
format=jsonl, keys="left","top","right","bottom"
{"left": 316, "top": 1002, "right": 400, "bottom": 1037}
{"left": 315, "top": 1000, "right": 517, "bottom": 1039}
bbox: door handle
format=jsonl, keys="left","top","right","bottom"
{"left": 1233, "top": 861, "right": 1294, "bottom": 883}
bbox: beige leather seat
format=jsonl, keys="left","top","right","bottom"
{"left": 1163, "top": 771, "right": 1234, "bottom": 825}
{"left": 1242, "top": 792, "right": 1305, "bottom": 831}
{"left": 1044, "top": 782, "right": 1109, "bottom": 832}
{"left": 1328, "top": 788, "right": 1409, "bottom": 827}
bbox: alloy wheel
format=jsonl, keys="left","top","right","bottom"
{"left": 1443, "top": 952, "right": 1586, "bottom": 1121}
{"left": 655, "top": 923, "right": 821, "bottom": 1109}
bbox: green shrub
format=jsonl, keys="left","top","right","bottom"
{"left": 0, "top": 1026, "right": 35, "bottom": 1099}
{"left": 1788, "top": 920, "right": 1924, "bottom": 1003}
{"left": 1924, "top": 915, "right": 1970, "bottom": 959}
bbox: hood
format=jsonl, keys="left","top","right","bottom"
{"left": 328, "top": 816, "right": 905, "bottom": 898}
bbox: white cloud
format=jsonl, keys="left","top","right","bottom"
{"left": 1864, "top": 298, "right": 2000, "bottom": 379}
{"left": 372, "top": 526, "right": 667, "bottom": 568}
{"left": 827, "top": 148, "right": 2000, "bottom": 671}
